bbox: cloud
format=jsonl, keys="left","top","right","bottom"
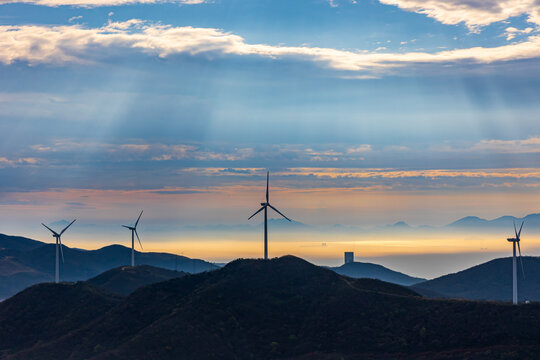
{"left": 279, "top": 167, "right": 540, "bottom": 181}
{"left": 0, "top": 156, "right": 41, "bottom": 167}
{"left": 68, "top": 15, "right": 83, "bottom": 23}
{"left": 505, "top": 26, "right": 534, "bottom": 40}
{"left": 1, "top": 0, "right": 205, "bottom": 7}
{"left": 347, "top": 145, "right": 372, "bottom": 153}
{"left": 378, "top": 0, "right": 540, "bottom": 31}
{"left": 472, "top": 137, "right": 540, "bottom": 153}
{"left": 150, "top": 145, "right": 254, "bottom": 161}
{"left": 27, "top": 140, "right": 255, "bottom": 162}
{"left": 3, "top": 20, "right": 540, "bottom": 75}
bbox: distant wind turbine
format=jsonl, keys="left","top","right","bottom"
{"left": 42, "top": 219, "right": 76, "bottom": 283}
{"left": 248, "top": 171, "right": 291, "bottom": 260}
{"left": 507, "top": 221, "right": 525, "bottom": 305}
{"left": 122, "top": 210, "right": 143, "bottom": 266}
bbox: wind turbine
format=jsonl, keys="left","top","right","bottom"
{"left": 248, "top": 171, "right": 291, "bottom": 260}
{"left": 507, "top": 221, "right": 525, "bottom": 305}
{"left": 42, "top": 219, "right": 76, "bottom": 283}
{"left": 122, "top": 210, "right": 143, "bottom": 266}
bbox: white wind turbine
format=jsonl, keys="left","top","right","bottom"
{"left": 248, "top": 171, "right": 291, "bottom": 260}
{"left": 122, "top": 210, "right": 143, "bottom": 266}
{"left": 42, "top": 219, "right": 76, "bottom": 283}
{"left": 507, "top": 221, "right": 525, "bottom": 305}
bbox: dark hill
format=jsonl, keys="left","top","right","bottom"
{"left": 412, "top": 256, "right": 540, "bottom": 301}
{"left": 0, "top": 234, "right": 218, "bottom": 300}
{"left": 331, "top": 262, "right": 425, "bottom": 286}
{"left": 87, "top": 265, "right": 187, "bottom": 296}
{"left": 1, "top": 256, "right": 539, "bottom": 360}
{"left": 0, "top": 234, "right": 44, "bottom": 252}
{"left": 0, "top": 282, "right": 121, "bottom": 355}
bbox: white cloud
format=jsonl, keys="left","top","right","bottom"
{"left": 0, "top": 157, "right": 41, "bottom": 168}
{"left": 2, "top": 20, "right": 540, "bottom": 74}
{"left": 1, "top": 0, "right": 205, "bottom": 7}
{"left": 378, "top": 0, "right": 540, "bottom": 31}
{"left": 68, "top": 15, "right": 83, "bottom": 23}
{"left": 505, "top": 26, "right": 534, "bottom": 40}
{"left": 472, "top": 137, "right": 540, "bottom": 153}
{"left": 347, "top": 145, "right": 373, "bottom": 153}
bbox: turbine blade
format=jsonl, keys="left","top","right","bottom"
{"left": 59, "top": 236, "right": 65, "bottom": 263}
{"left": 135, "top": 230, "right": 143, "bottom": 250}
{"left": 266, "top": 171, "right": 269, "bottom": 203}
{"left": 134, "top": 210, "right": 143, "bottom": 228}
{"left": 42, "top": 223, "right": 58, "bottom": 236}
{"left": 514, "top": 220, "right": 518, "bottom": 239}
{"left": 518, "top": 221, "right": 524, "bottom": 239}
{"left": 122, "top": 225, "right": 131, "bottom": 229}
{"left": 248, "top": 206, "right": 265, "bottom": 220}
{"left": 59, "top": 219, "right": 76, "bottom": 235}
{"left": 517, "top": 241, "right": 525, "bottom": 279}
{"left": 268, "top": 204, "right": 291, "bottom": 221}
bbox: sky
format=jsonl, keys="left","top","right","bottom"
{"left": 1, "top": 0, "right": 540, "bottom": 278}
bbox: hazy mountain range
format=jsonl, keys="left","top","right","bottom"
{"left": 447, "top": 213, "right": 540, "bottom": 229}
{"left": 174, "top": 212, "right": 540, "bottom": 232}
{"left": 0, "top": 256, "right": 538, "bottom": 360}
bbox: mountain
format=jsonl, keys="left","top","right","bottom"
{"left": 390, "top": 221, "right": 410, "bottom": 228}
{"left": 0, "top": 233, "right": 218, "bottom": 300}
{"left": 448, "top": 216, "right": 490, "bottom": 227}
{"left": 447, "top": 213, "right": 540, "bottom": 229}
{"left": 0, "top": 234, "right": 44, "bottom": 252}
{"left": 0, "top": 282, "right": 121, "bottom": 354}
{"left": 0, "top": 256, "right": 539, "bottom": 360}
{"left": 87, "top": 265, "right": 187, "bottom": 296}
{"left": 412, "top": 256, "right": 540, "bottom": 301}
{"left": 265, "top": 218, "right": 310, "bottom": 229}
{"left": 331, "top": 261, "right": 425, "bottom": 286}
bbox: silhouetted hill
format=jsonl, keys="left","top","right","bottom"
{"left": 331, "top": 262, "right": 425, "bottom": 286}
{"left": 412, "top": 257, "right": 540, "bottom": 301}
{"left": 87, "top": 265, "right": 187, "bottom": 296}
{"left": 0, "top": 234, "right": 44, "bottom": 252}
{"left": 0, "top": 234, "right": 218, "bottom": 300}
{"left": 0, "top": 282, "right": 121, "bottom": 355}
{"left": 0, "top": 256, "right": 539, "bottom": 360}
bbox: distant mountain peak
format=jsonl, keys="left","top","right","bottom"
{"left": 331, "top": 261, "right": 425, "bottom": 286}
{"left": 448, "top": 212, "right": 540, "bottom": 228}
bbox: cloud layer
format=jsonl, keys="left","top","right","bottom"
{"left": 1, "top": 0, "right": 204, "bottom": 7}
{"left": 379, "top": 0, "right": 540, "bottom": 30}
{"left": 2, "top": 20, "right": 540, "bottom": 74}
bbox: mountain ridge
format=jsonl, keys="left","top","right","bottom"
{"left": 0, "top": 256, "right": 539, "bottom": 360}
{"left": 0, "top": 233, "right": 217, "bottom": 300}
{"left": 412, "top": 256, "right": 540, "bottom": 301}
{"left": 330, "top": 261, "right": 425, "bottom": 285}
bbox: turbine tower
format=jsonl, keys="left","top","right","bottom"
{"left": 42, "top": 219, "right": 76, "bottom": 283}
{"left": 122, "top": 210, "right": 143, "bottom": 266}
{"left": 248, "top": 171, "right": 291, "bottom": 260}
{"left": 507, "top": 221, "right": 525, "bottom": 305}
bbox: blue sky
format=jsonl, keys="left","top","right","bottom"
{"left": 1, "top": 0, "right": 540, "bottom": 274}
